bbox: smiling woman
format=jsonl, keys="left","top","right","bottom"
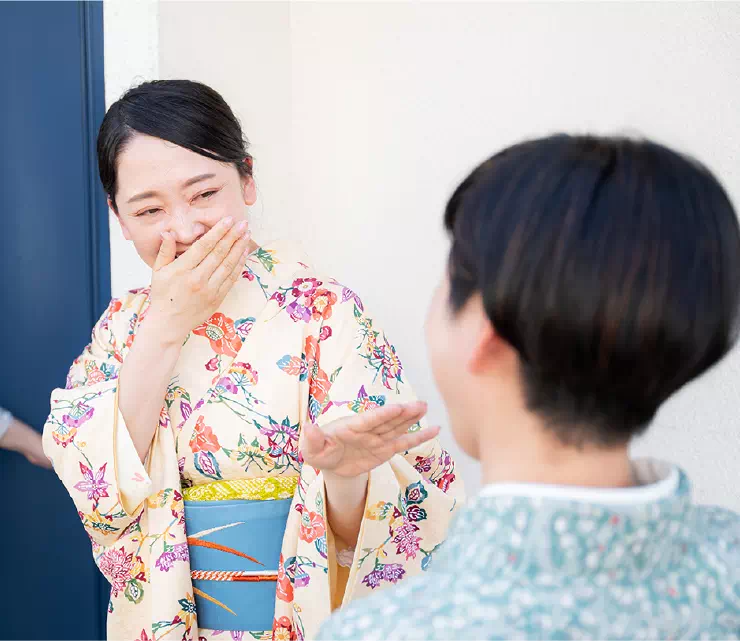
{"left": 42, "top": 80, "right": 462, "bottom": 641}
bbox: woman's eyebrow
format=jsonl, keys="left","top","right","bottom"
{"left": 127, "top": 173, "right": 217, "bottom": 204}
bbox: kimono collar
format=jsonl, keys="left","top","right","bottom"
{"left": 240, "top": 239, "right": 312, "bottom": 301}
{"left": 433, "top": 459, "right": 693, "bottom": 579}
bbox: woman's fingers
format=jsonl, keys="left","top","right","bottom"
{"left": 177, "top": 216, "right": 235, "bottom": 270}
{"left": 216, "top": 244, "right": 249, "bottom": 300}
{"left": 211, "top": 230, "right": 252, "bottom": 289}
{"left": 387, "top": 425, "right": 440, "bottom": 454}
{"left": 373, "top": 404, "right": 427, "bottom": 436}
{"left": 342, "top": 401, "right": 427, "bottom": 436}
{"left": 154, "top": 231, "right": 177, "bottom": 270}
{"left": 196, "top": 220, "right": 249, "bottom": 279}
{"left": 300, "top": 421, "right": 327, "bottom": 458}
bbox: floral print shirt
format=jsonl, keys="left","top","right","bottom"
{"left": 319, "top": 461, "right": 740, "bottom": 640}
{"left": 43, "top": 241, "right": 462, "bottom": 641}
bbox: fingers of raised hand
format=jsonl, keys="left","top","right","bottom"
{"left": 178, "top": 216, "right": 236, "bottom": 270}
{"left": 211, "top": 230, "right": 252, "bottom": 289}
{"left": 386, "top": 425, "right": 440, "bottom": 455}
{"left": 198, "top": 220, "right": 249, "bottom": 278}
{"left": 349, "top": 401, "right": 428, "bottom": 436}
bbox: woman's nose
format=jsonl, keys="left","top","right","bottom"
{"left": 166, "top": 209, "right": 206, "bottom": 246}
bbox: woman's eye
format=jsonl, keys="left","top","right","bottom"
{"left": 198, "top": 190, "right": 219, "bottom": 200}
{"left": 138, "top": 208, "right": 161, "bottom": 217}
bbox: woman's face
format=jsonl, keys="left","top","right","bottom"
{"left": 112, "top": 134, "right": 256, "bottom": 267}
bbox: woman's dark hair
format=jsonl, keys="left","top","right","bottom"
{"left": 445, "top": 135, "right": 740, "bottom": 446}
{"left": 97, "top": 79, "right": 253, "bottom": 211}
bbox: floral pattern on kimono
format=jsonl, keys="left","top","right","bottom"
{"left": 44, "top": 242, "right": 462, "bottom": 641}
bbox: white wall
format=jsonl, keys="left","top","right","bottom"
{"left": 109, "top": 1, "right": 740, "bottom": 507}
{"left": 104, "top": 0, "right": 160, "bottom": 297}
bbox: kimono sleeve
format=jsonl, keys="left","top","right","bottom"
{"left": 298, "top": 288, "right": 463, "bottom": 607}
{"left": 42, "top": 292, "right": 155, "bottom": 545}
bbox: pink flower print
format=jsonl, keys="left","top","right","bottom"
{"left": 216, "top": 376, "right": 238, "bottom": 394}
{"left": 74, "top": 462, "right": 110, "bottom": 506}
{"left": 271, "top": 291, "right": 286, "bottom": 307}
{"left": 291, "top": 277, "right": 322, "bottom": 298}
{"left": 205, "top": 356, "right": 219, "bottom": 372}
{"left": 392, "top": 521, "right": 421, "bottom": 560}
{"left": 318, "top": 325, "right": 332, "bottom": 342}
{"left": 98, "top": 546, "right": 135, "bottom": 597}
{"left": 62, "top": 403, "right": 94, "bottom": 429}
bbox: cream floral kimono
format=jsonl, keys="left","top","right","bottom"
{"left": 43, "top": 241, "right": 462, "bottom": 641}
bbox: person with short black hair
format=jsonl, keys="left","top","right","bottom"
{"left": 318, "top": 134, "right": 740, "bottom": 640}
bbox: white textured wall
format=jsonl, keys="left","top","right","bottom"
{"left": 110, "top": 1, "right": 740, "bottom": 507}
{"left": 104, "top": 0, "right": 160, "bottom": 297}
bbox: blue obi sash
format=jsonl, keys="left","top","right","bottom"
{"left": 184, "top": 498, "right": 291, "bottom": 631}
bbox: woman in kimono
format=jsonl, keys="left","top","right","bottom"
{"left": 43, "top": 79, "right": 461, "bottom": 641}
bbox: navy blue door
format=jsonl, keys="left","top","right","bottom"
{"left": 0, "top": 2, "right": 110, "bottom": 638}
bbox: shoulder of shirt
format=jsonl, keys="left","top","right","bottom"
{"left": 318, "top": 573, "right": 444, "bottom": 639}
{"left": 690, "top": 503, "right": 740, "bottom": 555}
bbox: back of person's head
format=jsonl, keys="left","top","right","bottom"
{"left": 444, "top": 134, "right": 740, "bottom": 446}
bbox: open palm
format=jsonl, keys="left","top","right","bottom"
{"left": 301, "top": 401, "right": 439, "bottom": 478}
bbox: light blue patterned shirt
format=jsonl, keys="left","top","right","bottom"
{"left": 318, "top": 461, "right": 740, "bottom": 640}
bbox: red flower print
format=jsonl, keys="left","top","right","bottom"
{"left": 276, "top": 554, "right": 293, "bottom": 602}
{"left": 291, "top": 277, "right": 322, "bottom": 298}
{"left": 318, "top": 325, "right": 332, "bottom": 342}
{"left": 189, "top": 416, "right": 221, "bottom": 453}
{"left": 205, "top": 356, "right": 219, "bottom": 371}
{"left": 74, "top": 462, "right": 110, "bottom": 506}
{"left": 298, "top": 511, "right": 326, "bottom": 543}
{"left": 309, "top": 369, "right": 331, "bottom": 405}
{"left": 303, "top": 336, "right": 332, "bottom": 403}
{"left": 272, "top": 615, "right": 297, "bottom": 641}
{"left": 193, "top": 313, "right": 242, "bottom": 357}
{"left": 271, "top": 291, "right": 286, "bottom": 307}
{"left": 308, "top": 288, "right": 337, "bottom": 321}
{"left": 414, "top": 455, "right": 433, "bottom": 474}
{"left": 435, "top": 472, "right": 456, "bottom": 493}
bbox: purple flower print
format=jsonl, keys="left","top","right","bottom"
{"left": 361, "top": 568, "right": 383, "bottom": 589}
{"left": 286, "top": 300, "right": 311, "bottom": 323}
{"left": 74, "top": 462, "right": 110, "bottom": 506}
{"left": 382, "top": 563, "right": 405, "bottom": 584}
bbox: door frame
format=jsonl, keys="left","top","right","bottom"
{"left": 80, "top": 1, "right": 112, "bottom": 635}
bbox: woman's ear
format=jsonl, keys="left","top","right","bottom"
{"left": 242, "top": 175, "right": 257, "bottom": 206}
